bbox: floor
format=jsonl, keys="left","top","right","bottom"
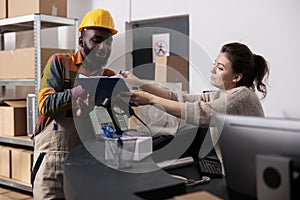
{"left": 0, "top": 186, "right": 33, "bottom": 200}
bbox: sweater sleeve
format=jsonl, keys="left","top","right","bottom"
{"left": 171, "top": 90, "right": 224, "bottom": 127}
{"left": 172, "top": 87, "right": 263, "bottom": 127}
{"left": 170, "top": 91, "right": 201, "bottom": 102}
{"left": 184, "top": 94, "right": 226, "bottom": 127}
{"left": 38, "top": 54, "right": 72, "bottom": 117}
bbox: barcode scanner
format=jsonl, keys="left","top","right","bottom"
{"left": 102, "top": 95, "right": 152, "bottom": 136}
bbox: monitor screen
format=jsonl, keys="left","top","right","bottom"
{"left": 216, "top": 115, "right": 300, "bottom": 199}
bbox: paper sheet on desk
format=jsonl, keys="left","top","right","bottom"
{"left": 169, "top": 191, "right": 223, "bottom": 200}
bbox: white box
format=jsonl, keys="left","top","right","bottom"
{"left": 133, "top": 136, "right": 152, "bottom": 161}
{"left": 105, "top": 136, "right": 152, "bottom": 162}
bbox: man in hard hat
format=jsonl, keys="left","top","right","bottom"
{"left": 32, "top": 8, "right": 118, "bottom": 199}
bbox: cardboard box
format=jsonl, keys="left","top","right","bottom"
{"left": 0, "top": 146, "right": 11, "bottom": 178}
{"left": 15, "top": 86, "right": 35, "bottom": 99}
{"left": 0, "top": 0, "right": 7, "bottom": 19}
{"left": 15, "top": 31, "right": 34, "bottom": 49}
{"left": 155, "top": 56, "right": 189, "bottom": 91}
{"left": 0, "top": 48, "right": 74, "bottom": 79}
{"left": 0, "top": 99, "right": 27, "bottom": 136}
{"left": 170, "top": 191, "right": 223, "bottom": 200}
{"left": 11, "top": 148, "right": 33, "bottom": 184}
{"left": 8, "top": 0, "right": 67, "bottom": 18}
{"left": 128, "top": 107, "right": 138, "bottom": 130}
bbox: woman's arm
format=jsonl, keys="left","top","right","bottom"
{"left": 122, "top": 71, "right": 171, "bottom": 99}
{"left": 131, "top": 90, "right": 224, "bottom": 127}
{"left": 130, "top": 90, "right": 185, "bottom": 119}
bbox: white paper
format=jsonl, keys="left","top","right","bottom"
{"left": 152, "top": 33, "right": 170, "bottom": 62}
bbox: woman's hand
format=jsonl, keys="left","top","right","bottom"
{"left": 130, "top": 90, "right": 155, "bottom": 106}
{"left": 102, "top": 68, "right": 116, "bottom": 77}
{"left": 122, "top": 71, "right": 144, "bottom": 87}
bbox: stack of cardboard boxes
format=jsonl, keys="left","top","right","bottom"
{"left": 0, "top": 99, "right": 32, "bottom": 185}
{"left": 0, "top": 0, "right": 72, "bottom": 80}
{"left": 1, "top": 0, "right": 67, "bottom": 19}
{"left": 0, "top": 0, "right": 70, "bottom": 186}
{"left": 0, "top": 146, "right": 33, "bottom": 185}
{"left": 155, "top": 56, "right": 189, "bottom": 91}
{"left": 0, "top": 48, "right": 74, "bottom": 79}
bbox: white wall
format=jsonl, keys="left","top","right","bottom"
{"left": 81, "top": 0, "right": 300, "bottom": 118}
{"left": 91, "top": 1, "right": 130, "bottom": 73}
{"left": 57, "top": 0, "right": 93, "bottom": 49}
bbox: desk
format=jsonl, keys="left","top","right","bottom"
{"left": 64, "top": 142, "right": 186, "bottom": 200}
{"left": 64, "top": 142, "right": 229, "bottom": 200}
{"left": 167, "top": 163, "right": 229, "bottom": 200}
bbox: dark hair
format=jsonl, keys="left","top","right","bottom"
{"left": 221, "top": 42, "right": 269, "bottom": 98}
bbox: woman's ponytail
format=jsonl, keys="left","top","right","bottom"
{"left": 253, "top": 54, "right": 269, "bottom": 99}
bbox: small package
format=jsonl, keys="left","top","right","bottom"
{"left": 0, "top": 99, "right": 26, "bottom": 136}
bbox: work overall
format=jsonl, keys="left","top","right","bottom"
{"left": 32, "top": 56, "right": 82, "bottom": 199}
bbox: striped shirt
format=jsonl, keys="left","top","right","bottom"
{"left": 34, "top": 51, "right": 116, "bottom": 135}
{"left": 34, "top": 51, "right": 83, "bottom": 135}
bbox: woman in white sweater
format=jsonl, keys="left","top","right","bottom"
{"left": 123, "top": 42, "right": 269, "bottom": 128}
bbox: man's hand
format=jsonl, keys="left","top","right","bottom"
{"left": 70, "top": 85, "right": 85, "bottom": 98}
{"left": 73, "top": 94, "right": 95, "bottom": 117}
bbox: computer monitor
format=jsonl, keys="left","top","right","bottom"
{"left": 216, "top": 115, "right": 300, "bottom": 200}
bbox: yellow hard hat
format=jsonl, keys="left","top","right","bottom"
{"left": 78, "top": 9, "right": 118, "bottom": 35}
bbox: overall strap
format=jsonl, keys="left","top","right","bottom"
{"left": 31, "top": 152, "right": 46, "bottom": 188}
{"left": 63, "top": 54, "right": 71, "bottom": 89}
{"left": 63, "top": 54, "right": 73, "bottom": 118}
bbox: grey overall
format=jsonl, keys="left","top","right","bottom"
{"left": 32, "top": 55, "right": 82, "bottom": 199}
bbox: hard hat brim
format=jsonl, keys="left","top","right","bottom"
{"left": 78, "top": 26, "right": 118, "bottom": 35}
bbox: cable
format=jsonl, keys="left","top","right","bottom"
{"left": 132, "top": 112, "right": 152, "bottom": 135}
{"left": 111, "top": 95, "right": 152, "bottom": 136}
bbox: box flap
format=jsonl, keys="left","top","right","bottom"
{"left": 0, "top": 99, "right": 26, "bottom": 107}
{"left": 171, "top": 191, "right": 223, "bottom": 200}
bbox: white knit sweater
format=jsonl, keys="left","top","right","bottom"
{"left": 171, "top": 86, "right": 264, "bottom": 127}
{"left": 172, "top": 86, "right": 264, "bottom": 173}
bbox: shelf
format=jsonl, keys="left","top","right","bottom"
{"left": 0, "top": 135, "right": 33, "bottom": 147}
{"left": 0, "top": 13, "right": 78, "bottom": 194}
{"left": 0, "top": 176, "right": 32, "bottom": 193}
{"left": 0, "top": 79, "right": 35, "bottom": 86}
{"left": 0, "top": 14, "right": 78, "bottom": 34}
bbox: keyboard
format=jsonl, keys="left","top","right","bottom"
{"left": 197, "top": 158, "right": 223, "bottom": 178}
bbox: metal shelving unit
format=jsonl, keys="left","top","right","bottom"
{"left": 0, "top": 135, "right": 33, "bottom": 147}
{"left": 0, "top": 14, "right": 78, "bottom": 193}
{"left": 0, "top": 79, "right": 35, "bottom": 86}
{"left": 0, "top": 176, "right": 32, "bottom": 192}
{"left": 0, "top": 14, "right": 79, "bottom": 93}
